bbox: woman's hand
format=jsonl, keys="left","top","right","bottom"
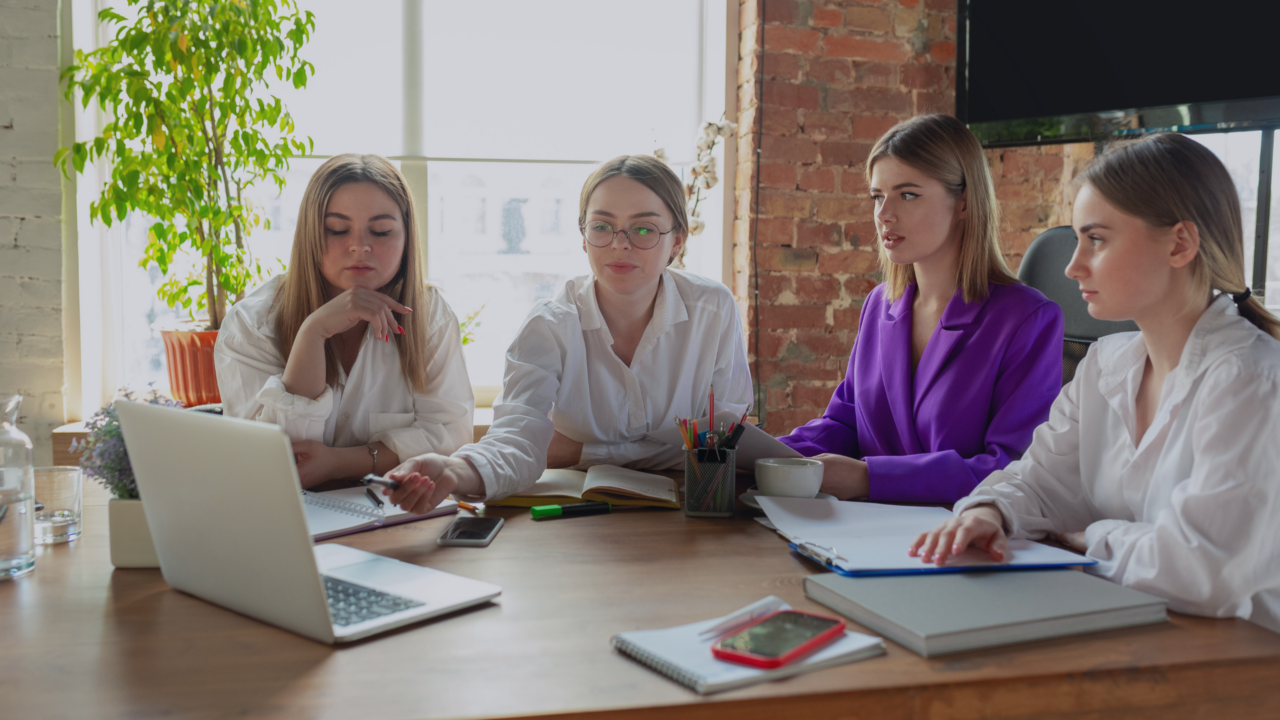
{"left": 812, "top": 454, "right": 870, "bottom": 499}
{"left": 303, "top": 286, "right": 411, "bottom": 343}
{"left": 909, "top": 505, "right": 1008, "bottom": 566}
{"left": 1054, "top": 530, "right": 1087, "bottom": 553}
{"left": 385, "top": 453, "right": 483, "bottom": 514}
{"left": 546, "top": 431, "right": 584, "bottom": 469}
{"left": 292, "top": 439, "right": 338, "bottom": 488}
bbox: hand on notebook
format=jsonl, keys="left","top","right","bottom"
{"left": 385, "top": 453, "right": 483, "bottom": 514}
{"left": 909, "top": 505, "right": 1008, "bottom": 566}
{"left": 812, "top": 454, "right": 869, "bottom": 500}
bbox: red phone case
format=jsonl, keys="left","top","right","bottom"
{"left": 710, "top": 610, "right": 846, "bottom": 669}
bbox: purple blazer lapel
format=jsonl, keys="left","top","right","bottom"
{"left": 913, "top": 285, "right": 990, "bottom": 412}
{"left": 881, "top": 285, "right": 922, "bottom": 452}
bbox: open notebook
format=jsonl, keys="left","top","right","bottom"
{"left": 303, "top": 487, "right": 457, "bottom": 541}
{"left": 487, "top": 466, "right": 680, "bottom": 509}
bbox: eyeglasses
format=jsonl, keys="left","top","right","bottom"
{"left": 581, "top": 220, "right": 673, "bottom": 250}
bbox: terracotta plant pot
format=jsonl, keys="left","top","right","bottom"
{"left": 160, "top": 328, "right": 221, "bottom": 407}
{"left": 108, "top": 498, "right": 159, "bottom": 569}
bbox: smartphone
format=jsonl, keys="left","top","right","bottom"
{"left": 437, "top": 516, "right": 504, "bottom": 547}
{"left": 711, "top": 610, "right": 845, "bottom": 669}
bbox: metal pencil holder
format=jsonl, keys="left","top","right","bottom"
{"left": 683, "top": 448, "right": 736, "bottom": 518}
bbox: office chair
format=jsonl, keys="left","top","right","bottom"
{"left": 1017, "top": 226, "right": 1139, "bottom": 386}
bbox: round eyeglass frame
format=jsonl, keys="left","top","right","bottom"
{"left": 580, "top": 221, "right": 675, "bottom": 250}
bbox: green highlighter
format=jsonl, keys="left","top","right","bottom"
{"left": 531, "top": 501, "right": 612, "bottom": 520}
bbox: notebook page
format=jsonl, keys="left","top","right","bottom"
{"left": 302, "top": 491, "right": 381, "bottom": 538}
{"left": 584, "top": 465, "right": 677, "bottom": 503}
{"left": 316, "top": 486, "right": 458, "bottom": 522}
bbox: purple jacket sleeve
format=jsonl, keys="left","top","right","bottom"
{"left": 866, "top": 302, "right": 1065, "bottom": 504}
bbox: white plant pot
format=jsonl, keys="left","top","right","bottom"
{"left": 108, "top": 498, "right": 159, "bottom": 569}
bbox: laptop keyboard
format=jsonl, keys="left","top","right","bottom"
{"left": 323, "top": 575, "right": 425, "bottom": 627}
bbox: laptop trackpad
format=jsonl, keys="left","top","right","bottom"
{"left": 317, "top": 545, "right": 440, "bottom": 595}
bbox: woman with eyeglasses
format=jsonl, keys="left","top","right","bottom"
{"left": 380, "top": 155, "right": 752, "bottom": 512}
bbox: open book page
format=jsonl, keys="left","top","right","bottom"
{"left": 583, "top": 465, "right": 679, "bottom": 508}
{"left": 485, "top": 469, "right": 588, "bottom": 507}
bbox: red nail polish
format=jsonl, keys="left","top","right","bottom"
{"left": 397, "top": 325, "right": 404, "bottom": 334}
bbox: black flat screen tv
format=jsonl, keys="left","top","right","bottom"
{"left": 957, "top": 0, "right": 1280, "bottom": 146}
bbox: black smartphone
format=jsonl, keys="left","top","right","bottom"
{"left": 437, "top": 516, "right": 504, "bottom": 547}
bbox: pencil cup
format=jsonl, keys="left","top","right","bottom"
{"left": 683, "top": 448, "right": 736, "bottom": 518}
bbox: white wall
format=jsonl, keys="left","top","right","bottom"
{"left": 0, "top": 0, "right": 66, "bottom": 465}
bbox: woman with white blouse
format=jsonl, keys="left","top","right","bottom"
{"left": 215, "top": 154, "right": 473, "bottom": 489}
{"left": 383, "top": 155, "right": 752, "bottom": 512}
{"left": 911, "top": 133, "right": 1280, "bottom": 633}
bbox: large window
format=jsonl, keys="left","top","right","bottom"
{"left": 71, "top": 0, "right": 737, "bottom": 416}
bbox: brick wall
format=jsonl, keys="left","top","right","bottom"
{"left": 734, "top": 0, "right": 1091, "bottom": 434}
{"left": 0, "top": 0, "right": 65, "bottom": 465}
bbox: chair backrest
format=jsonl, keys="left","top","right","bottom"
{"left": 1017, "top": 226, "right": 1139, "bottom": 385}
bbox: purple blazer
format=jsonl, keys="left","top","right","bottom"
{"left": 779, "top": 282, "right": 1064, "bottom": 504}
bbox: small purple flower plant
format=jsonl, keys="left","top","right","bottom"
{"left": 72, "top": 388, "right": 183, "bottom": 500}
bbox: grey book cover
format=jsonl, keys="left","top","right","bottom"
{"left": 805, "top": 569, "right": 1168, "bottom": 657}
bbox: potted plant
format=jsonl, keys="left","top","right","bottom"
{"left": 57, "top": 0, "right": 315, "bottom": 406}
{"left": 73, "top": 390, "right": 184, "bottom": 568}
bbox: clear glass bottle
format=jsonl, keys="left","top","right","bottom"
{"left": 1, "top": 394, "right": 36, "bottom": 579}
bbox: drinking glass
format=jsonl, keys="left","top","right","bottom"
{"left": 1, "top": 395, "right": 35, "bottom": 579}
{"left": 34, "top": 466, "right": 83, "bottom": 544}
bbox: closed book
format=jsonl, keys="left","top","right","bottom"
{"left": 805, "top": 569, "right": 1168, "bottom": 657}
{"left": 611, "top": 597, "right": 885, "bottom": 695}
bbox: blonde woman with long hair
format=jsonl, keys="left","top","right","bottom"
{"left": 215, "top": 154, "right": 473, "bottom": 489}
{"left": 914, "top": 133, "right": 1280, "bottom": 633}
{"left": 777, "top": 114, "right": 1065, "bottom": 503}
{"left": 382, "top": 155, "right": 752, "bottom": 513}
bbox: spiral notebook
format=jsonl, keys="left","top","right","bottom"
{"left": 302, "top": 487, "right": 457, "bottom": 541}
{"left": 611, "top": 597, "right": 884, "bottom": 695}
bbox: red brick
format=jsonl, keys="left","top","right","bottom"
{"left": 1002, "top": 152, "right": 1036, "bottom": 178}
{"left": 796, "top": 329, "right": 853, "bottom": 356}
{"left": 841, "top": 168, "right": 869, "bottom": 195}
{"left": 758, "top": 245, "right": 818, "bottom": 272}
{"left": 764, "top": 408, "right": 824, "bottom": 436}
{"left": 763, "top": 80, "right": 820, "bottom": 110}
{"left": 818, "top": 248, "right": 880, "bottom": 274}
{"left": 843, "top": 6, "right": 891, "bottom": 33}
{"left": 763, "top": 52, "right": 803, "bottom": 81}
{"left": 899, "top": 0, "right": 920, "bottom": 7}
{"left": 852, "top": 114, "right": 899, "bottom": 140}
{"left": 854, "top": 62, "right": 897, "bottom": 88}
{"left": 760, "top": 304, "right": 827, "bottom": 330}
{"left": 828, "top": 89, "right": 856, "bottom": 112}
{"left": 819, "top": 140, "right": 871, "bottom": 167}
{"left": 768, "top": 387, "right": 792, "bottom": 409}
{"left": 901, "top": 62, "right": 944, "bottom": 90}
{"left": 807, "top": 58, "right": 852, "bottom": 85}
{"left": 792, "top": 383, "right": 837, "bottom": 409}
{"left": 928, "top": 41, "right": 956, "bottom": 63}
{"left": 763, "top": 0, "right": 796, "bottom": 25}
{"left": 757, "top": 272, "right": 795, "bottom": 302}
{"left": 765, "top": 26, "right": 822, "bottom": 54}
{"left": 843, "top": 275, "right": 879, "bottom": 299}
{"left": 812, "top": 7, "right": 843, "bottom": 27}
{"left": 1036, "top": 155, "right": 1064, "bottom": 180}
{"left": 796, "top": 275, "right": 841, "bottom": 303}
{"left": 761, "top": 192, "right": 813, "bottom": 219}
{"left": 1005, "top": 203, "right": 1053, "bottom": 229}
{"left": 803, "top": 111, "right": 850, "bottom": 137}
{"left": 852, "top": 87, "right": 913, "bottom": 114}
{"left": 823, "top": 35, "right": 909, "bottom": 62}
{"left": 763, "top": 108, "right": 801, "bottom": 136}
{"left": 758, "top": 330, "right": 793, "bottom": 359}
{"left": 796, "top": 221, "right": 841, "bottom": 248}
{"left": 914, "top": 91, "right": 952, "bottom": 115}
{"left": 945, "top": 15, "right": 956, "bottom": 38}
{"left": 834, "top": 306, "right": 862, "bottom": 329}
{"left": 760, "top": 163, "right": 798, "bottom": 189}
{"left": 815, "top": 197, "right": 864, "bottom": 223}
{"left": 762, "top": 134, "right": 819, "bottom": 164}
{"left": 755, "top": 217, "right": 797, "bottom": 245}
{"left": 924, "top": 0, "right": 954, "bottom": 10}
{"left": 799, "top": 168, "right": 835, "bottom": 192}
{"left": 843, "top": 221, "right": 877, "bottom": 247}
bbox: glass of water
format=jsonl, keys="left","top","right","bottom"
{"left": 33, "top": 467, "right": 83, "bottom": 544}
{"left": 1, "top": 394, "right": 35, "bottom": 578}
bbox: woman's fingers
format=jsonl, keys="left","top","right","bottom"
{"left": 989, "top": 531, "right": 1008, "bottom": 561}
{"left": 908, "top": 531, "right": 928, "bottom": 557}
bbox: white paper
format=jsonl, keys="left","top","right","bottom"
{"left": 757, "top": 496, "right": 952, "bottom": 541}
{"left": 646, "top": 410, "right": 801, "bottom": 467}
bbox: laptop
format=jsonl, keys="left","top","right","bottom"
{"left": 116, "top": 400, "right": 501, "bottom": 644}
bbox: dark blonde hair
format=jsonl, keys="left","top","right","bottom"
{"left": 272, "top": 154, "right": 434, "bottom": 392}
{"left": 865, "top": 114, "right": 1016, "bottom": 303}
{"left": 579, "top": 155, "right": 688, "bottom": 265}
{"left": 1080, "top": 133, "right": 1280, "bottom": 339}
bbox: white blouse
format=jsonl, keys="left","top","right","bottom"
{"left": 955, "top": 295, "right": 1280, "bottom": 633}
{"left": 214, "top": 275, "right": 474, "bottom": 462}
{"left": 453, "top": 269, "right": 753, "bottom": 501}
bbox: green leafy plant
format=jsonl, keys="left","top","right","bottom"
{"left": 459, "top": 305, "right": 485, "bottom": 346}
{"left": 57, "top": 0, "right": 315, "bottom": 329}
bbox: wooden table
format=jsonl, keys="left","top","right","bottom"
{"left": 4, "top": 482, "right": 1280, "bottom": 720}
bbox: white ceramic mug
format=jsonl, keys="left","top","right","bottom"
{"left": 755, "top": 458, "right": 824, "bottom": 498}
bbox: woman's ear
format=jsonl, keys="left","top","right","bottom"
{"left": 955, "top": 188, "right": 969, "bottom": 220}
{"left": 667, "top": 232, "right": 686, "bottom": 266}
{"left": 1168, "top": 220, "right": 1201, "bottom": 269}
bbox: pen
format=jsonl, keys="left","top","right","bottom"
{"left": 360, "top": 473, "right": 401, "bottom": 490}
{"left": 530, "top": 501, "right": 612, "bottom": 520}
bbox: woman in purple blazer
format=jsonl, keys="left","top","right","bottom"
{"left": 778, "top": 115, "right": 1064, "bottom": 504}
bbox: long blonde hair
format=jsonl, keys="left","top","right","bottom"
{"left": 1080, "top": 133, "right": 1280, "bottom": 339}
{"left": 273, "top": 154, "right": 433, "bottom": 392}
{"left": 865, "top": 114, "right": 1016, "bottom": 303}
